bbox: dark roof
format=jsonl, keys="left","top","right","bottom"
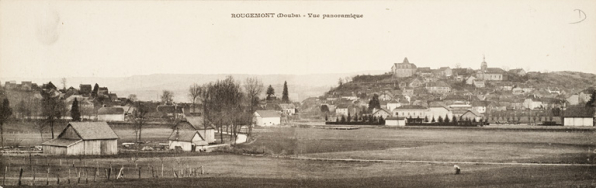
{"left": 462, "top": 109, "right": 483, "bottom": 117}
{"left": 395, "top": 105, "right": 427, "bottom": 109}
{"left": 255, "top": 110, "right": 281, "bottom": 118}
{"left": 182, "top": 116, "right": 214, "bottom": 130}
{"left": 564, "top": 106, "right": 595, "bottom": 118}
{"left": 485, "top": 68, "right": 505, "bottom": 74}
{"left": 65, "top": 122, "right": 119, "bottom": 140}
{"left": 42, "top": 138, "right": 82, "bottom": 147}
{"left": 168, "top": 131, "right": 204, "bottom": 142}
{"left": 98, "top": 107, "right": 125, "bottom": 115}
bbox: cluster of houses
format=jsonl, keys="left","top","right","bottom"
{"left": 311, "top": 57, "right": 595, "bottom": 127}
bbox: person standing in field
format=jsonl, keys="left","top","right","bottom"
{"left": 454, "top": 165, "right": 461, "bottom": 174}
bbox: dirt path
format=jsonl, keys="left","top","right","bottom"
{"left": 288, "top": 156, "right": 596, "bottom": 166}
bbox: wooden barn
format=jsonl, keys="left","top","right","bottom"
{"left": 42, "top": 122, "right": 119, "bottom": 155}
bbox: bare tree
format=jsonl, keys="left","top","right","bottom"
{"left": 243, "top": 77, "right": 263, "bottom": 139}
{"left": 188, "top": 84, "right": 202, "bottom": 114}
{"left": 34, "top": 120, "right": 47, "bottom": 142}
{"left": 41, "top": 88, "right": 66, "bottom": 139}
{"left": 132, "top": 102, "right": 149, "bottom": 143}
{"left": 161, "top": 90, "right": 174, "bottom": 105}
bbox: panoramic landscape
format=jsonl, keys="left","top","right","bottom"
{"left": 1, "top": 0, "right": 596, "bottom": 187}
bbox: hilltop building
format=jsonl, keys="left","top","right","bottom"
{"left": 392, "top": 57, "right": 417, "bottom": 78}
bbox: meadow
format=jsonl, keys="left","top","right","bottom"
{"left": 2, "top": 122, "right": 596, "bottom": 187}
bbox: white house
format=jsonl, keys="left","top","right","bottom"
{"left": 372, "top": 108, "right": 391, "bottom": 119}
{"left": 386, "top": 100, "right": 402, "bottom": 111}
{"left": 97, "top": 107, "right": 125, "bottom": 122}
{"left": 563, "top": 107, "right": 594, "bottom": 127}
{"left": 335, "top": 105, "right": 349, "bottom": 116}
{"left": 385, "top": 117, "right": 407, "bottom": 126}
{"left": 278, "top": 103, "right": 297, "bottom": 115}
{"left": 254, "top": 110, "right": 282, "bottom": 126}
{"left": 168, "top": 131, "right": 208, "bottom": 151}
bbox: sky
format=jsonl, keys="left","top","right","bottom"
{"left": 1, "top": 0, "right": 595, "bottom": 79}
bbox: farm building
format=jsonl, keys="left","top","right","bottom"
{"left": 168, "top": 131, "right": 208, "bottom": 151}
{"left": 169, "top": 116, "right": 216, "bottom": 147}
{"left": 97, "top": 107, "right": 125, "bottom": 122}
{"left": 460, "top": 109, "right": 484, "bottom": 122}
{"left": 254, "top": 110, "right": 282, "bottom": 126}
{"left": 563, "top": 106, "right": 595, "bottom": 127}
{"left": 385, "top": 117, "right": 407, "bottom": 126}
{"left": 42, "top": 122, "right": 119, "bottom": 155}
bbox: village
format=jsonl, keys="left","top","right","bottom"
{"left": 2, "top": 0, "right": 596, "bottom": 185}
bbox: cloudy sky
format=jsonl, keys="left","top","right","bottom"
{"left": 1, "top": 0, "right": 595, "bottom": 79}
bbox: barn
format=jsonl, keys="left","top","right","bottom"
{"left": 563, "top": 106, "right": 595, "bottom": 127}
{"left": 42, "top": 122, "right": 119, "bottom": 155}
{"left": 253, "top": 110, "right": 281, "bottom": 126}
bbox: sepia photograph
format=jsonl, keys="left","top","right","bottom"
{"left": 0, "top": 0, "right": 595, "bottom": 187}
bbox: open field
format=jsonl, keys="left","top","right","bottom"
{"left": 2, "top": 122, "right": 596, "bottom": 187}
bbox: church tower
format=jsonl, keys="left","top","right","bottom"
{"left": 481, "top": 55, "right": 487, "bottom": 72}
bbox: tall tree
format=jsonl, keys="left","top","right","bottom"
{"left": 368, "top": 94, "right": 381, "bottom": 112}
{"left": 127, "top": 94, "right": 138, "bottom": 102}
{"left": 132, "top": 102, "right": 149, "bottom": 143}
{"left": 161, "top": 90, "right": 174, "bottom": 105}
{"left": 204, "top": 76, "right": 244, "bottom": 144}
{"left": 586, "top": 91, "right": 596, "bottom": 107}
{"left": 0, "top": 98, "right": 13, "bottom": 149}
{"left": 41, "top": 87, "right": 66, "bottom": 139}
{"left": 266, "top": 85, "right": 275, "bottom": 100}
{"left": 282, "top": 81, "right": 289, "bottom": 103}
{"left": 71, "top": 98, "right": 81, "bottom": 121}
{"left": 244, "top": 77, "right": 263, "bottom": 139}
{"left": 188, "top": 83, "right": 202, "bottom": 113}
{"left": 92, "top": 83, "right": 99, "bottom": 98}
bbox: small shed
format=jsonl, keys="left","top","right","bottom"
{"left": 97, "top": 107, "right": 125, "bottom": 122}
{"left": 42, "top": 122, "right": 119, "bottom": 155}
{"left": 563, "top": 106, "right": 595, "bottom": 127}
{"left": 385, "top": 117, "right": 407, "bottom": 126}
{"left": 254, "top": 110, "right": 281, "bottom": 126}
{"left": 168, "top": 131, "right": 208, "bottom": 151}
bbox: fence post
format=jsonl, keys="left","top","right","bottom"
{"left": 68, "top": 168, "right": 71, "bottom": 184}
{"left": 18, "top": 167, "right": 23, "bottom": 186}
{"left": 161, "top": 163, "right": 164, "bottom": 178}
{"left": 3, "top": 166, "right": 6, "bottom": 186}
{"left": 201, "top": 166, "right": 204, "bottom": 175}
{"left": 138, "top": 167, "right": 141, "bottom": 179}
{"left": 32, "top": 167, "right": 36, "bottom": 186}
{"left": 46, "top": 168, "right": 49, "bottom": 185}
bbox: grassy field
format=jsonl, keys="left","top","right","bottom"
{"left": 2, "top": 122, "right": 596, "bottom": 187}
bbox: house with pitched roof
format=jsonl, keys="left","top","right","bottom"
{"left": 254, "top": 110, "right": 282, "bottom": 126}
{"left": 169, "top": 116, "right": 215, "bottom": 151}
{"left": 42, "top": 122, "right": 118, "bottom": 155}
{"left": 461, "top": 109, "right": 484, "bottom": 122}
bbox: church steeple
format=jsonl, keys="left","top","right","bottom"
{"left": 481, "top": 55, "right": 487, "bottom": 71}
{"left": 403, "top": 57, "right": 409, "bottom": 64}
